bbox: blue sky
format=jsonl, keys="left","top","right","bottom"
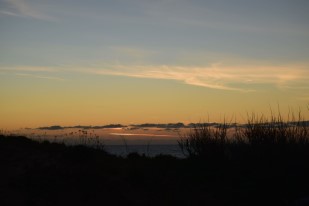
{"left": 1, "top": 0, "right": 309, "bottom": 66}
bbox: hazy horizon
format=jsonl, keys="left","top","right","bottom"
{"left": 1, "top": 0, "right": 309, "bottom": 129}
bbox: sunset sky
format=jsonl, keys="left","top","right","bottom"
{"left": 1, "top": 0, "right": 309, "bottom": 129}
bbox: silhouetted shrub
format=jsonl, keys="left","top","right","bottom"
{"left": 178, "top": 111, "right": 309, "bottom": 162}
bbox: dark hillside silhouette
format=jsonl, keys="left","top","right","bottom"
{"left": 1, "top": 130, "right": 309, "bottom": 206}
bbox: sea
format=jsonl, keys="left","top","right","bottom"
{"left": 6, "top": 127, "right": 187, "bottom": 158}
{"left": 104, "top": 144, "right": 185, "bottom": 158}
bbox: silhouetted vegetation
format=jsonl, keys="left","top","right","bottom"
{"left": 178, "top": 112, "right": 309, "bottom": 161}
{"left": 1, "top": 111, "right": 309, "bottom": 205}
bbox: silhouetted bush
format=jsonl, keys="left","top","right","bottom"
{"left": 178, "top": 112, "right": 309, "bottom": 162}
{"left": 178, "top": 122, "right": 230, "bottom": 161}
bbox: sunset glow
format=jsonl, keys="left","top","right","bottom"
{"left": 1, "top": 0, "right": 309, "bottom": 129}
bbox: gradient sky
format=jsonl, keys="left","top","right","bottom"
{"left": 1, "top": 0, "right": 309, "bottom": 129}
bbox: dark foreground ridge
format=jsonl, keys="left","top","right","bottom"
{"left": 1, "top": 135, "right": 309, "bottom": 206}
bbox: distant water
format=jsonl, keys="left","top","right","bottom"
{"left": 10, "top": 128, "right": 185, "bottom": 158}
{"left": 104, "top": 144, "right": 185, "bottom": 158}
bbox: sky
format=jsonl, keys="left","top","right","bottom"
{"left": 0, "top": 0, "right": 309, "bottom": 129}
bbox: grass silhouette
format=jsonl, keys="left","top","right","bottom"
{"left": 1, "top": 111, "right": 309, "bottom": 206}
{"left": 179, "top": 111, "right": 309, "bottom": 161}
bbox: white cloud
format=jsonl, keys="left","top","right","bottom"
{"left": 77, "top": 63, "right": 309, "bottom": 92}
{"left": 1, "top": 63, "right": 308, "bottom": 92}
{"left": 2, "top": 0, "right": 55, "bottom": 21}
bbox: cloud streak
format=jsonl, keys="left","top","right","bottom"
{"left": 15, "top": 73, "right": 66, "bottom": 81}
{"left": 0, "top": 66, "right": 58, "bottom": 72}
{"left": 78, "top": 63, "right": 309, "bottom": 92}
{"left": 2, "top": 0, "right": 55, "bottom": 20}
{"left": 1, "top": 63, "right": 308, "bottom": 92}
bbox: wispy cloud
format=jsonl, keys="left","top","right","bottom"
{"left": 76, "top": 63, "right": 309, "bottom": 92}
{"left": 1, "top": 0, "right": 55, "bottom": 21}
{"left": 0, "top": 10, "right": 22, "bottom": 17}
{"left": 2, "top": 63, "right": 308, "bottom": 92}
{"left": 15, "top": 73, "right": 66, "bottom": 81}
{"left": 0, "top": 66, "right": 58, "bottom": 72}
{"left": 0, "top": 65, "right": 65, "bottom": 81}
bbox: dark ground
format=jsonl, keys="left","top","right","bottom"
{"left": 1, "top": 135, "right": 309, "bottom": 206}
